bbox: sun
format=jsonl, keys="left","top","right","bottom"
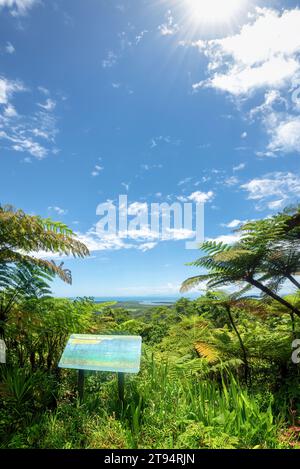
{"left": 184, "top": 0, "right": 246, "bottom": 25}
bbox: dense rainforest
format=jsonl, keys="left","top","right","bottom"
{"left": 1, "top": 204, "right": 300, "bottom": 449}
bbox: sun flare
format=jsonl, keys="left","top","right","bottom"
{"left": 185, "top": 0, "right": 246, "bottom": 24}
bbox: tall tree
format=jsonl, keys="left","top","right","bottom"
{"left": 181, "top": 207, "right": 300, "bottom": 318}
{"left": 181, "top": 240, "right": 300, "bottom": 318}
{"left": 0, "top": 205, "right": 90, "bottom": 336}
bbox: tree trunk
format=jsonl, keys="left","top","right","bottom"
{"left": 225, "top": 305, "right": 250, "bottom": 386}
{"left": 290, "top": 312, "right": 296, "bottom": 339}
{"left": 287, "top": 274, "right": 300, "bottom": 290}
{"left": 30, "top": 351, "right": 36, "bottom": 371}
{"left": 247, "top": 277, "right": 300, "bottom": 318}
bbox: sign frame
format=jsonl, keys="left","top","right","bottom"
{"left": 58, "top": 334, "right": 142, "bottom": 402}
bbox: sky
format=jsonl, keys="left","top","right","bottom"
{"left": 0, "top": 0, "right": 300, "bottom": 297}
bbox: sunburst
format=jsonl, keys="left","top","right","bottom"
{"left": 184, "top": 0, "right": 248, "bottom": 25}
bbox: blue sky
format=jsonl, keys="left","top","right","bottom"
{"left": 1, "top": 0, "right": 300, "bottom": 297}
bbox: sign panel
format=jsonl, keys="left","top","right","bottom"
{"left": 0, "top": 339, "right": 6, "bottom": 364}
{"left": 58, "top": 334, "right": 142, "bottom": 373}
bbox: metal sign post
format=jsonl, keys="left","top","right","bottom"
{"left": 118, "top": 372, "right": 125, "bottom": 402}
{"left": 58, "top": 334, "right": 142, "bottom": 403}
{"left": 78, "top": 369, "right": 85, "bottom": 403}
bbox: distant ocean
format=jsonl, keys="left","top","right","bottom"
{"left": 91, "top": 296, "right": 198, "bottom": 306}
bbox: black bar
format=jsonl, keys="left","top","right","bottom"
{"left": 2, "top": 449, "right": 300, "bottom": 466}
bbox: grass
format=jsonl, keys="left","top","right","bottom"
{"left": 0, "top": 355, "right": 288, "bottom": 449}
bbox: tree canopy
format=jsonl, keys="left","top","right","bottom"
{"left": 181, "top": 205, "right": 300, "bottom": 318}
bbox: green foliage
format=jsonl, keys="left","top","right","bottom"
{"left": 181, "top": 206, "right": 300, "bottom": 317}
{"left": 2, "top": 368, "right": 36, "bottom": 408}
{"left": 0, "top": 263, "right": 54, "bottom": 337}
{"left": 0, "top": 204, "right": 89, "bottom": 285}
{"left": 0, "top": 204, "right": 89, "bottom": 261}
{"left": 1, "top": 204, "right": 300, "bottom": 449}
{"left": 0, "top": 356, "right": 286, "bottom": 449}
{"left": 5, "top": 297, "right": 95, "bottom": 370}
{"left": 117, "top": 319, "right": 153, "bottom": 337}
{"left": 1, "top": 293, "right": 299, "bottom": 450}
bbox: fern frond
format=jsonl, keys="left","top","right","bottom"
{"left": 195, "top": 341, "right": 219, "bottom": 363}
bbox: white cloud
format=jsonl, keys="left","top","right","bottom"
{"left": 121, "top": 227, "right": 157, "bottom": 241}
{"left": 187, "top": 190, "right": 214, "bottom": 204}
{"left": 135, "top": 30, "right": 148, "bottom": 45}
{"left": 248, "top": 89, "right": 300, "bottom": 155}
{"left": 102, "top": 50, "right": 118, "bottom": 68}
{"left": 91, "top": 164, "right": 103, "bottom": 177}
{"left": 188, "top": 8, "right": 300, "bottom": 156}
{"left": 233, "top": 163, "right": 246, "bottom": 172}
{"left": 224, "top": 220, "right": 243, "bottom": 228}
{"left": 192, "top": 8, "right": 300, "bottom": 96}
{"left": 30, "top": 231, "right": 135, "bottom": 258}
{"left": 77, "top": 230, "right": 129, "bottom": 252}
{"left": 162, "top": 228, "right": 195, "bottom": 241}
{"left": 0, "top": 0, "right": 38, "bottom": 16}
{"left": 158, "top": 10, "right": 179, "bottom": 36}
{"left": 150, "top": 135, "right": 181, "bottom": 148}
{"left": 76, "top": 227, "right": 160, "bottom": 253}
{"left": 0, "top": 76, "right": 24, "bottom": 104}
{"left": 241, "top": 172, "right": 300, "bottom": 210}
{"left": 4, "top": 103, "right": 17, "bottom": 117}
{"left": 224, "top": 176, "right": 239, "bottom": 187}
{"left": 38, "top": 98, "right": 56, "bottom": 112}
{"left": 221, "top": 219, "right": 245, "bottom": 229}
{"left": 26, "top": 250, "right": 67, "bottom": 260}
{"left": 77, "top": 225, "right": 195, "bottom": 253}
{"left": 0, "top": 129, "right": 48, "bottom": 159}
{"left": 267, "top": 115, "right": 300, "bottom": 154}
{"left": 0, "top": 109, "right": 58, "bottom": 158}
{"left": 268, "top": 199, "right": 285, "bottom": 210}
{"left": 48, "top": 206, "right": 68, "bottom": 216}
{"left": 5, "top": 42, "right": 15, "bottom": 54}
{"left": 194, "top": 57, "right": 299, "bottom": 96}
{"left": 140, "top": 163, "right": 162, "bottom": 172}
{"left": 137, "top": 242, "right": 157, "bottom": 252}
{"left": 178, "top": 177, "right": 192, "bottom": 186}
{"left": 250, "top": 89, "right": 286, "bottom": 120}
{"left": 12, "top": 139, "right": 47, "bottom": 158}
{"left": 0, "top": 76, "right": 59, "bottom": 159}
{"left": 117, "top": 226, "right": 195, "bottom": 243}
{"left": 218, "top": 8, "right": 300, "bottom": 66}
{"left": 207, "top": 233, "right": 241, "bottom": 245}
{"left": 38, "top": 86, "right": 49, "bottom": 95}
